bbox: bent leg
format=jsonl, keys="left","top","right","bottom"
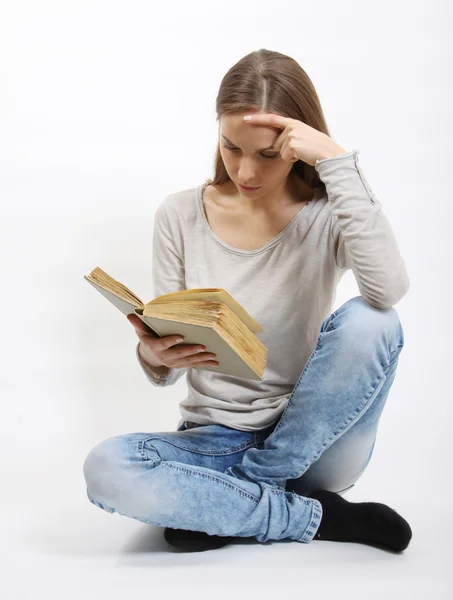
{"left": 82, "top": 427, "right": 322, "bottom": 544}
{"left": 285, "top": 343, "right": 399, "bottom": 496}
{"left": 225, "top": 295, "right": 405, "bottom": 489}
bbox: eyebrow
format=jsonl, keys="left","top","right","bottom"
{"left": 221, "top": 134, "right": 277, "bottom": 152}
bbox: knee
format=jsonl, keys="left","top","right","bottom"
{"left": 337, "top": 296, "right": 404, "bottom": 349}
{"left": 83, "top": 434, "right": 137, "bottom": 506}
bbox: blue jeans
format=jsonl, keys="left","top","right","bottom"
{"left": 83, "top": 296, "right": 405, "bottom": 544}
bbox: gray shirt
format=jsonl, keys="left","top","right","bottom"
{"left": 136, "top": 149, "right": 410, "bottom": 432}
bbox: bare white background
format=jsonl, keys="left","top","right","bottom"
{"left": 1, "top": 0, "right": 451, "bottom": 597}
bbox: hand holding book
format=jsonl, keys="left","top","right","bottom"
{"left": 84, "top": 266, "right": 267, "bottom": 380}
{"left": 127, "top": 313, "right": 220, "bottom": 370}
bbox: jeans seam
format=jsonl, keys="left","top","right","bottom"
{"left": 299, "top": 498, "right": 323, "bottom": 543}
{"left": 264, "top": 331, "right": 326, "bottom": 442}
{"left": 294, "top": 371, "right": 388, "bottom": 478}
{"left": 161, "top": 461, "right": 262, "bottom": 502}
{"left": 141, "top": 436, "right": 260, "bottom": 457}
{"left": 137, "top": 439, "right": 160, "bottom": 466}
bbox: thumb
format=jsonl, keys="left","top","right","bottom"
{"left": 126, "top": 314, "right": 137, "bottom": 326}
{"left": 127, "top": 314, "right": 156, "bottom": 337}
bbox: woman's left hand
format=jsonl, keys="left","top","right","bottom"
{"left": 243, "top": 112, "right": 347, "bottom": 166}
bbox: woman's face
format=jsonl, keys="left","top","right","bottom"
{"left": 218, "top": 112, "right": 294, "bottom": 194}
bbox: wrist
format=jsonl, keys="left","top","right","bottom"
{"left": 138, "top": 342, "right": 164, "bottom": 369}
{"left": 316, "top": 140, "right": 347, "bottom": 162}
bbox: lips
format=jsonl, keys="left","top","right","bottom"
{"left": 239, "top": 184, "right": 261, "bottom": 191}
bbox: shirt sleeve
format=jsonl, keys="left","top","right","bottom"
{"left": 316, "top": 149, "right": 410, "bottom": 309}
{"left": 136, "top": 198, "right": 188, "bottom": 386}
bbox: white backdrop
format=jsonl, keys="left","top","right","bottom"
{"left": 1, "top": 0, "right": 451, "bottom": 597}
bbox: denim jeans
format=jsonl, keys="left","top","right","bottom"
{"left": 83, "top": 296, "right": 405, "bottom": 544}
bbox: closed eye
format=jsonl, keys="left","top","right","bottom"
{"left": 222, "top": 144, "right": 279, "bottom": 159}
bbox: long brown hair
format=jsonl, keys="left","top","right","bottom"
{"left": 204, "top": 49, "right": 331, "bottom": 200}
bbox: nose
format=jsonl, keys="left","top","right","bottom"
{"left": 238, "top": 157, "right": 258, "bottom": 183}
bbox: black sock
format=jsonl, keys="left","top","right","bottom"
{"left": 164, "top": 527, "right": 234, "bottom": 552}
{"left": 308, "top": 489, "right": 412, "bottom": 552}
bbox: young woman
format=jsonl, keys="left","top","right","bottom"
{"left": 83, "top": 49, "right": 412, "bottom": 553}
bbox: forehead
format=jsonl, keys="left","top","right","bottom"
{"left": 219, "top": 113, "right": 277, "bottom": 145}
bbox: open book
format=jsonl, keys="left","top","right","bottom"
{"left": 84, "top": 266, "right": 267, "bottom": 380}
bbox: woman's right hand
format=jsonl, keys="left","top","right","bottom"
{"left": 127, "top": 314, "right": 219, "bottom": 369}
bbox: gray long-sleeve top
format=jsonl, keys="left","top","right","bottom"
{"left": 136, "top": 149, "right": 410, "bottom": 432}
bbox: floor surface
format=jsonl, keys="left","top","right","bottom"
{"left": 1, "top": 466, "right": 450, "bottom": 600}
